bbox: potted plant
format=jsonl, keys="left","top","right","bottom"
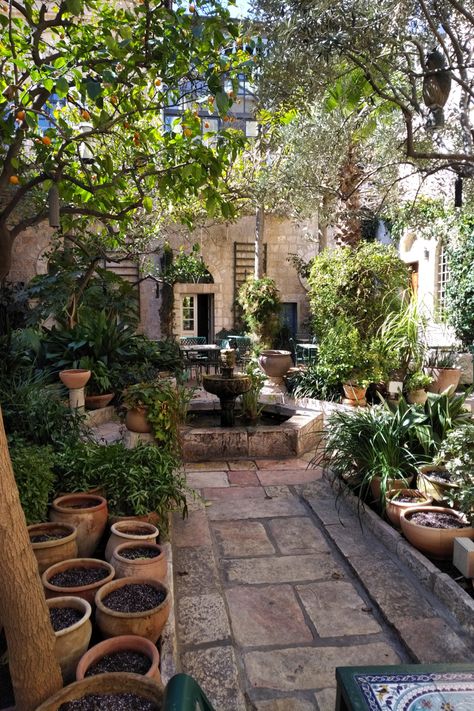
{"left": 400, "top": 506, "right": 474, "bottom": 559}
{"left": 95, "top": 576, "right": 171, "bottom": 643}
{"left": 81, "top": 358, "right": 114, "bottom": 410}
{"left": 49, "top": 493, "right": 108, "bottom": 557}
{"left": 386, "top": 489, "right": 433, "bottom": 529}
{"left": 122, "top": 382, "right": 155, "bottom": 433}
{"left": 42, "top": 558, "right": 115, "bottom": 604}
{"left": 105, "top": 521, "right": 159, "bottom": 563}
{"left": 111, "top": 542, "right": 167, "bottom": 582}
{"left": 36, "top": 672, "right": 163, "bottom": 710}
{"left": 404, "top": 370, "right": 433, "bottom": 405}
{"left": 28, "top": 522, "right": 78, "bottom": 574}
{"left": 47, "top": 596, "right": 92, "bottom": 682}
{"left": 76, "top": 635, "right": 161, "bottom": 682}
{"left": 417, "top": 464, "right": 459, "bottom": 502}
{"left": 425, "top": 349, "right": 462, "bottom": 394}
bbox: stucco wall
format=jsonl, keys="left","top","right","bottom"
{"left": 8, "top": 220, "right": 53, "bottom": 283}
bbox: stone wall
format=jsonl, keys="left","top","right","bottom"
{"left": 9, "top": 220, "right": 53, "bottom": 283}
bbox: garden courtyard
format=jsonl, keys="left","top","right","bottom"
{"left": 2, "top": 0, "right": 474, "bottom": 709}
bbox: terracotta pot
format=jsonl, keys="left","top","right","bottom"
{"left": 386, "top": 489, "right": 433, "bottom": 529}
{"left": 406, "top": 388, "right": 428, "bottom": 405}
{"left": 125, "top": 407, "right": 152, "bottom": 433}
{"left": 28, "top": 522, "right": 78, "bottom": 574}
{"left": 95, "top": 576, "right": 171, "bottom": 643}
{"left": 427, "top": 367, "right": 461, "bottom": 395}
{"left": 258, "top": 350, "right": 293, "bottom": 378}
{"left": 400, "top": 506, "right": 474, "bottom": 559}
{"left": 105, "top": 521, "right": 159, "bottom": 563}
{"left": 43, "top": 558, "right": 115, "bottom": 604}
{"left": 112, "top": 542, "right": 167, "bottom": 582}
{"left": 47, "top": 596, "right": 92, "bottom": 683}
{"left": 76, "top": 635, "right": 160, "bottom": 683}
{"left": 342, "top": 382, "right": 367, "bottom": 404}
{"left": 35, "top": 672, "right": 164, "bottom": 710}
{"left": 108, "top": 512, "right": 161, "bottom": 528}
{"left": 370, "top": 476, "right": 412, "bottom": 502}
{"left": 50, "top": 493, "right": 108, "bottom": 557}
{"left": 85, "top": 393, "right": 114, "bottom": 410}
{"left": 417, "top": 465, "right": 459, "bottom": 502}
{"left": 59, "top": 369, "right": 91, "bottom": 390}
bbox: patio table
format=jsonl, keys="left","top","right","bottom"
{"left": 295, "top": 342, "right": 319, "bottom": 365}
{"left": 336, "top": 663, "right": 474, "bottom": 710}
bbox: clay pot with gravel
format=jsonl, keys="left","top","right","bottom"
{"left": 400, "top": 506, "right": 474, "bottom": 559}
{"left": 49, "top": 493, "right": 108, "bottom": 557}
{"left": 385, "top": 489, "right": 433, "bottom": 530}
{"left": 28, "top": 522, "right": 78, "bottom": 574}
{"left": 42, "top": 558, "right": 115, "bottom": 604}
{"left": 76, "top": 635, "right": 161, "bottom": 683}
{"left": 35, "top": 672, "right": 164, "bottom": 711}
{"left": 47, "top": 596, "right": 92, "bottom": 683}
{"left": 95, "top": 577, "right": 171, "bottom": 643}
{"left": 105, "top": 521, "right": 159, "bottom": 563}
{"left": 417, "top": 465, "right": 460, "bottom": 503}
{"left": 111, "top": 542, "right": 167, "bottom": 582}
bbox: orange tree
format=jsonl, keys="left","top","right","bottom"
{"left": 0, "top": 0, "right": 250, "bottom": 278}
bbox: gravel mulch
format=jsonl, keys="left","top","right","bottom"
{"left": 49, "top": 567, "right": 109, "bottom": 587}
{"left": 410, "top": 511, "right": 469, "bottom": 529}
{"left": 119, "top": 547, "right": 161, "bottom": 560}
{"left": 102, "top": 584, "right": 165, "bottom": 613}
{"left": 85, "top": 650, "right": 151, "bottom": 677}
{"left": 58, "top": 693, "right": 160, "bottom": 710}
{"left": 49, "top": 607, "right": 84, "bottom": 632}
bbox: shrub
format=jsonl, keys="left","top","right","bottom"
{"left": 53, "top": 441, "right": 188, "bottom": 526}
{"left": 308, "top": 242, "right": 409, "bottom": 342}
{"left": 445, "top": 229, "right": 474, "bottom": 349}
{"left": 437, "top": 424, "right": 474, "bottom": 523}
{"left": 237, "top": 276, "right": 281, "bottom": 348}
{"left": 286, "top": 365, "right": 341, "bottom": 401}
{"left": 9, "top": 438, "right": 56, "bottom": 524}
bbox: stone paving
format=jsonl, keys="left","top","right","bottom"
{"left": 172, "top": 458, "right": 434, "bottom": 710}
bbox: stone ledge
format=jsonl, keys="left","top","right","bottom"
{"left": 314, "top": 475, "right": 474, "bottom": 641}
{"left": 159, "top": 541, "right": 180, "bottom": 684}
{"left": 84, "top": 405, "right": 118, "bottom": 427}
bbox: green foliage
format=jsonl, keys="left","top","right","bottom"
{"left": 404, "top": 371, "right": 432, "bottom": 392}
{"left": 0, "top": 0, "right": 250, "bottom": 265}
{"left": 0, "top": 370, "right": 86, "bottom": 446}
{"left": 285, "top": 365, "right": 341, "bottom": 401}
{"left": 317, "top": 318, "right": 385, "bottom": 386}
{"left": 123, "top": 380, "right": 193, "bottom": 453}
{"left": 324, "top": 404, "right": 423, "bottom": 509}
{"left": 237, "top": 276, "right": 281, "bottom": 348}
{"left": 425, "top": 349, "right": 458, "bottom": 369}
{"left": 27, "top": 252, "right": 140, "bottom": 329}
{"left": 240, "top": 359, "right": 266, "bottom": 422}
{"left": 445, "top": 228, "right": 474, "bottom": 348}
{"left": 161, "top": 244, "right": 213, "bottom": 285}
{"left": 378, "top": 291, "right": 426, "bottom": 377}
{"left": 438, "top": 425, "right": 474, "bottom": 523}
{"left": 53, "top": 441, "right": 188, "bottom": 525}
{"left": 9, "top": 438, "right": 56, "bottom": 524}
{"left": 79, "top": 357, "right": 112, "bottom": 395}
{"left": 309, "top": 242, "right": 408, "bottom": 340}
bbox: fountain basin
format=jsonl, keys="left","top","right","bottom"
{"left": 202, "top": 374, "right": 251, "bottom": 399}
{"left": 180, "top": 403, "right": 323, "bottom": 461}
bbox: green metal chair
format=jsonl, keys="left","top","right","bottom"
{"left": 179, "top": 336, "right": 206, "bottom": 346}
{"left": 163, "top": 673, "right": 216, "bottom": 710}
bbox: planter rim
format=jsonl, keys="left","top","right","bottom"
{"left": 418, "top": 466, "right": 460, "bottom": 489}
{"left": 113, "top": 541, "right": 163, "bottom": 563}
{"left": 386, "top": 490, "right": 432, "bottom": 508}
{"left": 95, "top": 576, "right": 169, "bottom": 618}
{"left": 35, "top": 672, "right": 163, "bottom": 710}
{"left": 110, "top": 521, "right": 159, "bottom": 538}
{"left": 400, "top": 505, "right": 471, "bottom": 529}
{"left": 52, "top": 494, "right": 107, "bottom": 513}
{"left": 60, "top": 368, "right": 91, "bottom": 375}
{"left": 76, "top": 634, "right": 159, "bottom": 681}
{"left": 43, "top": 558, "right": 115, "bottom": 594}
{"left": 28, "top": 522, "right": 77, "bottom": 549}
{"left": 46, "top": 595, "right": 92, "bottom": 637}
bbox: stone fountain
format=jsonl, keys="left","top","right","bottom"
{"left": 202, "top": 349, "right": 251, "bottom": 427}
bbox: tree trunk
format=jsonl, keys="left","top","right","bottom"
{"left": 0, "top": 408, "right": 63, "bottom": 709}
{"left": 254, "top": 205, "right": 265, "bottom": 278}
{"left": 0, "top": 226, "right": 15, "bottom": 283}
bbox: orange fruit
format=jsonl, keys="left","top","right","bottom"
{"left": 81, "top": 109, "right": 90, "bottom": 120}
{"left": 110, "top": 95, "right": 118, "bottom": 105}
{"left": 15, "top": 110, "right": 25, "bottom": 121}
{"left": 204, "top": 122, "right": 210, "bottom": 128}
{"left": 183, "top": 127, "right": 193, "bottom": 137}
{"left": 155, "top": 79, "right": 162, "bottom": 86}
{"left": 9, "top": 175, "right": 19, "bottom": 185}
{"left": 189, "top": 4, "right": 195, "bottom": 11}
{"left": 42, "top": 136, "right": 52, "bottom": 146}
